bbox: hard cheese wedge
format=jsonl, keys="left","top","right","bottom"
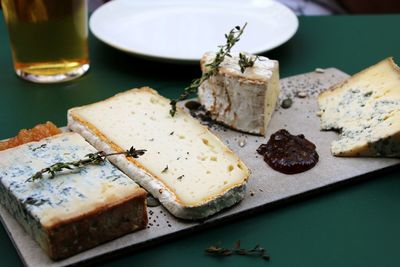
{"left": 68, "top": 87, "right": 250, "bottom": 220}
{"left": 0, "top": 133, "right": 147, "bottom": 260}
{"left": 318, "top": 57, "right": 400, "bottom": 157}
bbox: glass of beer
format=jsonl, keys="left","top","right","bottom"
{"left": 1, "top": 0, "right": 89, "bottom": 83}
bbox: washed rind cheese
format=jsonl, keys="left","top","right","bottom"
{"left": 317, "top": 57, "right": 400, "bottom": 157}
{"left": 0, "top": 133, "right": 147, "bottom": 260}
{"left": 198, "top": 52, "right": 280, "bottom": 136}
{"left": 68, "top": 87, "right": 250, "bottom": 220}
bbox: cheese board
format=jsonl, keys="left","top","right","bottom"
{"left": 0, "top": 68, "right": 399, "bottom": 267}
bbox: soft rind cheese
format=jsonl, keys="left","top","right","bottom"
{"left": 68, "top": 87, "right": 250, "bottom": 220}
{"left": 317, "top": 57, "right": 400, "bottom": 157}
{"left": 198, "top": 52, "right": 280, "bottom": 136}
{"left": 0, "top": 133, "right": 147, "bottom": 259}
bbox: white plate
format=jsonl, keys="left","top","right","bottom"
{"left": 89, "top": 0, "right": 299, "bottom": 62}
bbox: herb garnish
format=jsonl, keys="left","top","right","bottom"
{"left": 169, "top": 23, "right": 248, "bottom": 117}
{"left": 32, "top": 144, "right": 47, "bottom": 152}
{"left": 238, "top": 52, "right": 261, "bottom": 73}
{"left": 161, "top": 165, "right": 169, "bottom": 173}
{"left": 281, "top": 98, "right": 293, "bottom": 109}
{"left": 205, "top": 240, "right": 270, "bottom": 261}
{"left": 26, "top": 147, "right": 146, "bottom": 182}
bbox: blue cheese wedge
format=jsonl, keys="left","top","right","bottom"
{"left": 0, "top": 133, "right": 147, "bottom": 260}
{"left": 318, "top": 57, "right": 400, "bottom": 157}
{"left": 68, "top": 87, "right": 250, "bottom": 220}
{"left": 198, "top": 52, "right": 280, "bottom": 136}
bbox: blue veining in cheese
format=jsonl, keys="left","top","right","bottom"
{"left": 0, "top": 132, "right": 141, "bottom": 228}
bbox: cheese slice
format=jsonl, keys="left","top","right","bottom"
{"left": 0, "top": 133, "right": 147, "bottom": 259}
{"left": 318, "top": 57, "right": 400, "bottom": 157}
{"left": 198, "top": 52, "right": 280, "bottom": 136}
{"left": 68, "top": 87, "right": 250, "bottom": 220}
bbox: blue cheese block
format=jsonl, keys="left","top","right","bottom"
{"left": 0, "top": 133, "right": 147, "bottom": 260}
{"left": 318, "top": 57, "right": 400, "bottom": 157}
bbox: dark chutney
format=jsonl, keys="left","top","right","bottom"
{"left": 257, "top": 129, "right": 319, "bottom": 174}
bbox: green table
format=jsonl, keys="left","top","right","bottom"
{"left": 1, "top": 14, "right": 399, "bottom": 267}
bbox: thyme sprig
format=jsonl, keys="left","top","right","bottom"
{"left": 26, "top": 147, "right": 146, "bottom": 182}
{"left": 169, "top": 23, "right": 248, "bottom": 116}
{"left": 238, "top": 52, "right": 261, "bottom": 73}
{"left": 205, "top": 240, "right": 270, "bottom": 261}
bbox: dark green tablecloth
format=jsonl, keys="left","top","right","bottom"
{"left": 0, "top": 14, "right": 399, "bottom": 267}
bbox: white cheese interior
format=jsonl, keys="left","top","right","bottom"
{"left": 71, "top": 89, "right": 248, "bottom": 206}
{"left": 318, "top": 57, "right": 400, "bottom": 157}
{"left": 0, "top": 133, "right": 141, "bottom": 228}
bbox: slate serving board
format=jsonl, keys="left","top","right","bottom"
{"left": 0, "top": 68, "right": 399, "bottom": 267}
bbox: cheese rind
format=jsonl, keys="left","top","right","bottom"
{"left": 198, "top": 52, "right": 280, "bottom": 136}
{"left": 0, "top": 133, "right": 147, "bottom": 260}
{"left": 68, "top": 87, "right": 250, "bottom": 220}
{"left": 317, "top": 57, "right": 400, "bottom": 157}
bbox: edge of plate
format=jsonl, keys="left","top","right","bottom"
{"left": 89, "top": 0, "right": 299, "bottom": 63}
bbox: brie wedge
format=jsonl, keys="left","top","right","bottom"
{"left": 198, "top": 52, "right": 280, "bottom": 136}
{"left": 68, "top": 87, "right": 250, "bottom": 220}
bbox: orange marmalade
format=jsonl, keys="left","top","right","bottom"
{"left": 0, "top": 122, "right": 61, "bottom": 151}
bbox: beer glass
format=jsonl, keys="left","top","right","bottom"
{"left": 1, "top": 0, "right": 89, "bottom": 83}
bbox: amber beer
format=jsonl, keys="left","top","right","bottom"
{"left": 2, "top": 0, "right": 89, "bottom": 83}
